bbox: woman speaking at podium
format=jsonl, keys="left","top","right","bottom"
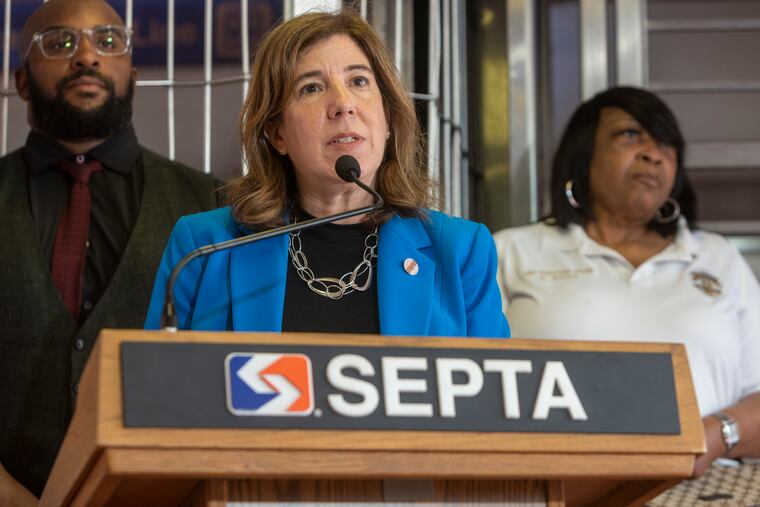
{"left": 145, "top": 10, "right": 509, "bottom": 338}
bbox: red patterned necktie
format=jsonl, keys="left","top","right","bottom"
{"left": 51, "top": 156, "right": 104, "bottom": 320}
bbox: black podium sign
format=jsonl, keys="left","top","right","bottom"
{"left": 121, "top": 341, "right": 680, "bottom": 434}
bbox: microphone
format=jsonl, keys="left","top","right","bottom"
{"left": 335, "top": 154, "right": 360, "bottom": 181}
{"left": 334, "top": 154, "right": 380, "bottom": 202}
{"left": 161, "top": 155, "right": 384, "bottom": 330}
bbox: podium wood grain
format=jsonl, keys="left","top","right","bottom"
{"left": 41, "top": 330, "right": 705, "bottom": 507}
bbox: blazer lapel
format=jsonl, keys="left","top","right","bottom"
{"left": 0, "top": 150, "right": 75, "bottom": 323}
{"left": 229, "top": 234, "right": 289, "bottom": 331}
{"left": 377, "top": 216, "right": 435, "bottom": 336}
{"left": 86, "top": 150, "right": 202, "bottom": 330}
{"left": 90, "top": 153, "right": 176, "bottom": 326}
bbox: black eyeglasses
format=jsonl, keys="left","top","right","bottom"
{"left": 24, "top": 25, "right": 133, "bottom": 60}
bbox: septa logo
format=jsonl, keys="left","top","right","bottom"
{"left": 225, "top": 353, "right": 314, "bottom": 416}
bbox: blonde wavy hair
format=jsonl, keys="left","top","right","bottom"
{"left": 224, "top": 9, "right": 435, "bottom": 228}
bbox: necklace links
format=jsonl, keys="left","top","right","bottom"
{"left": 288, "top": 227, "right": 378, "bottom": 300}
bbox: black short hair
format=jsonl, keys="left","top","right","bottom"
{"left": 549, "top": 86, "right": 697, "bottom": 237}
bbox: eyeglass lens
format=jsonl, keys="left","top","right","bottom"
{"left": 39, "top": 26, "right": 129, "bottom": 58}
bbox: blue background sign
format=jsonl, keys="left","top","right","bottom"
{"left": 3, "top": 0, "right": 282, "bottom": 68}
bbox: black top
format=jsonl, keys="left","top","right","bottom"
{"left": 25, "top": 127, "right": 143, "bottom": 324}
{"left": 282, "top": 210, "right": 381, "bottom": 334}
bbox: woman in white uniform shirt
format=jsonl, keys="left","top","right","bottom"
{"left": 494, "top": 87, "right": 760, "bottom": 475}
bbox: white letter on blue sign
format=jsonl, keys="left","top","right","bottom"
{"left": 483, "top": 359, "right": 532, "bottom": 419}
{"left": 326, "top": 354, "right": 379, "bottom": 417}
{"left": 436, "top": 358, "right": 484, "bottom": 418}
{"left": 382, "top": 357, "right": 433, "bottom": 417}
{"left": 532, "top": 361, "right": 588, "bottom": 421}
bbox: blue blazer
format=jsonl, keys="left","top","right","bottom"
{"left": 145, "top": 207, "right": 509, "bottom": 338}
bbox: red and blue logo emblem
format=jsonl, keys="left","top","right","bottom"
{"left": 225, "top": 353, "right": 314, "bottom": 416}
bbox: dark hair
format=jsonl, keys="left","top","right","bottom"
{"left": 549, "top": 86, "right": 697, "bottom": 237}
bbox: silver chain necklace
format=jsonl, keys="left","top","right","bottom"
{"left": 288, "top": 225, "right": 379, "bottom": 300}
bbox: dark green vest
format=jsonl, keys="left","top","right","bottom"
{"left": 0, "top": 147, "right": 217, "bottom": 496}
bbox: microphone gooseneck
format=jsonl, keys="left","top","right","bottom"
{"left": 161, "top": 155, "right": 384, "bottom": 330}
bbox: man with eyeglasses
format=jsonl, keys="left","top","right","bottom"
{"left": 0, "top": 1, "right": 217, "bottom": 504}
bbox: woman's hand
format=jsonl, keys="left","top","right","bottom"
{"left": 0, "top": 463, "right": 37, "bottom": 507}
{"left": 694, "top": 414, "right": 727, "bottom": 476}
{"left": 694, "top": 393, "right": 760, "bottom": 477}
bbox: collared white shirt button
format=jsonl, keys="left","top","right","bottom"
{"left": 403, "top": 258, "right": 419, "bottom": 276}
{"left": 75, "top": 154, "right": 86, "bottom": 164}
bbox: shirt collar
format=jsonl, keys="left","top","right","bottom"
{"left": 24, "top": 125, "right": 139, "bottom": 176}
{"left": 542, "top": 217, "right": 698, "bottom": 263}
{"left": 667, "top": 217, "right": 699, "bottom": 262}
{"left": 540, "top": 220, "right": 588, "bottom": 252}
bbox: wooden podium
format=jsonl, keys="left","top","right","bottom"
{"left": 41, "top": 330, "right": 704, "bottom": 507}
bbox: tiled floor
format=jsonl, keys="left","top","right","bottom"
{"left": 648, "top": 462, "right": 760, "bottom": 507}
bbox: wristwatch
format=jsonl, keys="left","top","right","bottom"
{"left": 714, "top": 412, "right": 740, "bottom": 454}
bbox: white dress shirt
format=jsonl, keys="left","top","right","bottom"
{"left": 493, "top": 218, "right": 760, "bottom": 416}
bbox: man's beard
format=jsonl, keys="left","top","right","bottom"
{"left": 27, "top": 66, "right": 134, "bottom": 142}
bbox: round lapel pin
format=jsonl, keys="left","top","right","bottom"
{"left": 403, "top": 258, "right": 419, "bottom": 276}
